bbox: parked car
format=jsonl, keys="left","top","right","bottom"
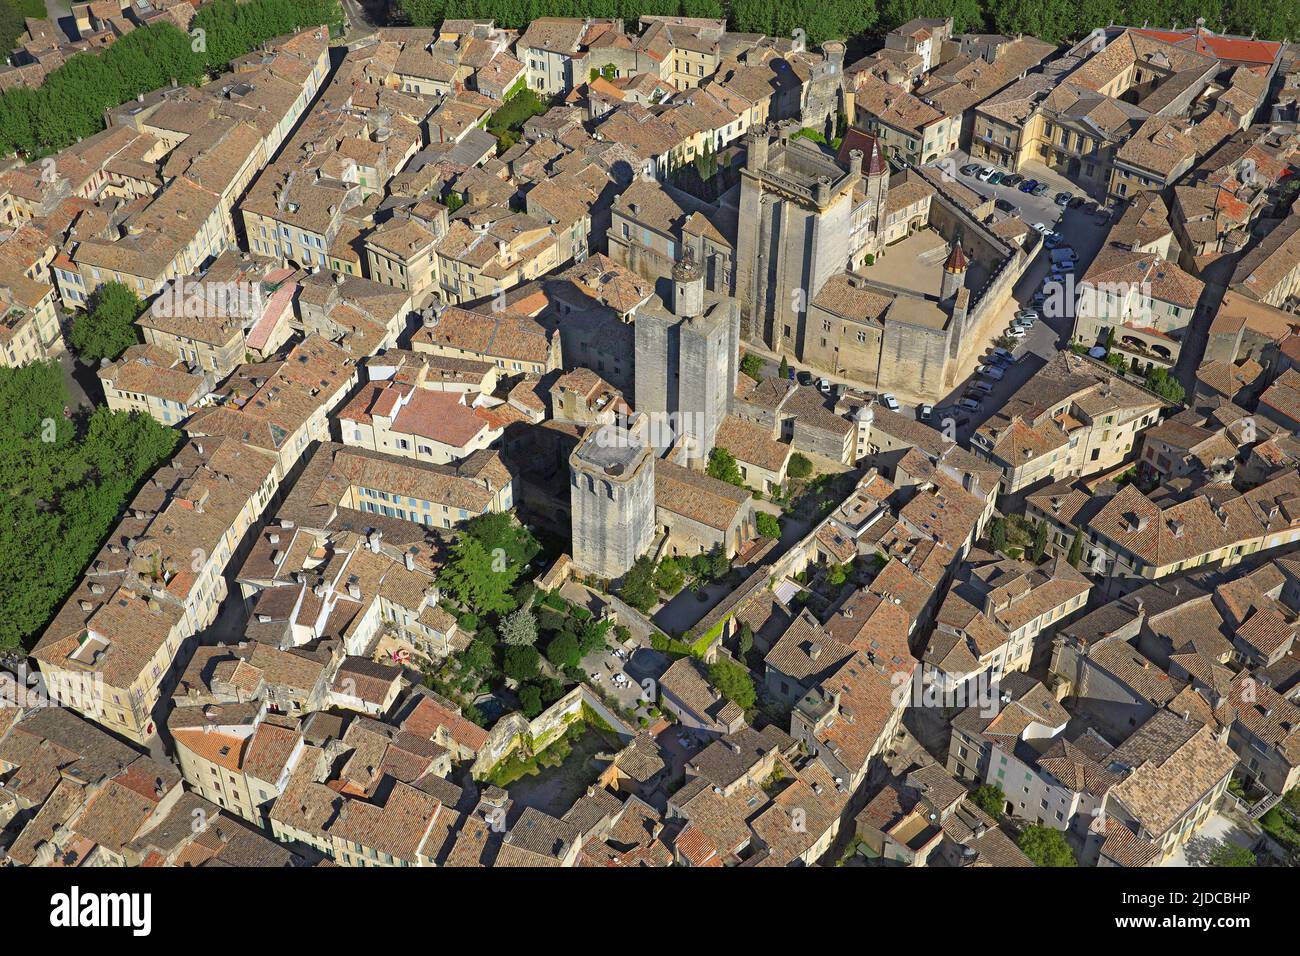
{"left": 995, "top": 198, "right": 1016, "bottom": 213}
{"left": 1005, "top": 325, "right": 1026, "bottom": 338}
{"left": 1016, "top": 309, "right": 1040, "bottom": 321}
{"left": 1003, "top": 173, "right": 1024, "bottom": 187}
{"left": 960, "top": 163, "right": 981, "bottom": 176}
{"left": 797, "top": 370, "right": 813, "bottom": 386}
{"left": 1032, "top": 182, "right": 1050, "bottom": 196}
{"left": 1044, "top": 232, "right": 1064, "bottom": 248}
{"left": 958, "top": 397, "right": 981, "bottom": 411}
{"left": 1019, "top": 179, "right": 1039, "bottom": 193}
{"left": 1049, "top": 246, "right": 1076, "bottom": 265}
{"left": 991, "top": 347, "right": 1014, "bottom": 363}
{"left": 1068, "top": 196, "right": 1086, "bottom": 209}
{"left": 1054, "top": 191, "right": 1073, "bottom": 206}
{"left": 817, "top": 377, "right": 832, "bottom": 393}
{"left": 969, "top": 380, "right": 994, "bottom": 395}
{"left": 882, "top": 393, "right": 901, "bottom": 411}
{"left": 919, "top": 404, "right": 933, "bottom": 420}
{"left": 988, "top": 172, "right": 1006, "bottom": 185}
{"left": 981, "top": 365, "right": 1005, "bottom": 381}
{"left": 977, "top": 167, "right": 997, "bottom": 181}
{"left": 1031, "top": 221, "right": 1049, "bottom": 234}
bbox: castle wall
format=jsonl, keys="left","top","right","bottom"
{"left": 878, "top": 318, "right": 949, "bottom": 396}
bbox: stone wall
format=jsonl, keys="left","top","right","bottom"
{"left": 471, "top": 683, "right": 637, "bottom": 779}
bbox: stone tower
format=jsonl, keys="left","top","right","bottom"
{"left": 635, "top": 248, "right": 740, "bottom": 464}
{"left": 941, "top": 242, "right": 968, "bottom": 301}
{"left": 735, "top": 123, "right": 858, "bottom": 359}
{"left": 569, "top": 421, "right": 656, "bottom": 580}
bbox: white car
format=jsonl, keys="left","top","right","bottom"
{"left": 919, "top": 404, "right": 933, "bottom": 420}
{"left": 977, "top": 167, "right": 996, "bottom": 181}
{"left": 1015, "top": 309, "right": 1040, "bottom": 321}
{"left": 1005, "top": 326, "right": 1027, "bottom": 338}
{"left": 1032, "top": 222, "right": 1049, "bottom": 234}
{"left": 881, "top": 393, "right": 901, "bottom": 411}
{"left": 817, "top": 378, "right": 832, "bottom": 393}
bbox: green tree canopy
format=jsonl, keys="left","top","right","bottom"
{"left": 439, "top": 536, "right": 517, "bottom": 617}
{"left": 1207, "top": 841, "right": 1255, "bottom": 867}
{"left": 545, "top": 631, "right": 581, "bottom": 670}
{"left": 500, "top": 607, "right": 539, "bottom": 646}
{"left": 1144, "top": 367, "right": 1186, "bottom": 404}
{"left": 740, "top": 352, "right": 765, "bottom": 381}
{"left": 503, "top": 644, "right": 540, "bottom": 683}
{"left": 971, "top": 784, "right": 1007, "bottom": 818}
{"left": 69, "top": 282, "right": 142, "bottom": 364}
{"left": 653, "top": 557, "right": 685, "bottom": 596}
{"left": 787, "top": 453, "right": 812, "bottom": 479}
{"left": 1017, "top": 825, "right": 1078, "bottom": 867}
{"left": 706, "top": 447, "right": 746, "bottom": 487}
{"left": 619, "top": 555, "right": 658, "bottom": 612}
{"left": 708, "top": 658, "right": 757, "bottom": 711}
{"left": 0, "top": 361, "right": 178, "bottom": 649}
{"left": 756, "top": 511, "right": 781, "bottom": 539}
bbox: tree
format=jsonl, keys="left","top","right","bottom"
{"left": 1208, "top": 841, "right": 1255, "bottom": 867}
{"left": 499, "top": 607, "right": 538, "bottom": 646}
{"left": 708, "top": 658, "right": 756, "bottom": 711}
{"left": 653, "top": 557, "right": 685, "bottom": 596}
{"left": 826, "top": 562, "right": 849, "bottom": 586}
{"left": 1029, "top": 521, "right": 1049, "bottom": 564}
{"left": 989, "top": 517, "right": 1009, "bottom": 553}
{"left": 778, "top": 355, "right": 790, "bottom": 380}
{"left": 439, "top": 536, "right": 517, "bottom": 617}
{"left": 69, "top": 282, "right": 142, "bottom": 363}
{"left": 0, "top": 361, "right": 178, "bottom": 649}
{"left": 619, "top": 555, "right": 658, "bottom": 612}
{"left": 740, "top": 352, "right": 765, "bottom": 381}
{"left": 1144, "top": 367, "right": 1185, "bottom": 404}
{"left": 787, "top": 453, "right": 812, "bottom": 479}
{"left": 545, "top": 631, "right": 581, "bottom": 670}
{"left": 462, "top": 638, "right": 496, "bottom": 675}
{"left": 464, "top": 511, "right": 539, "bottom": 577}
{"left": 706, "top": 447, "right": 745, "bottom": 487}
{"left": 756, "top": 511, "right": 781, "bottom": 539}
{"left": 503, "top": 644, "right": 540, "bottom": 683}
{"left": 737, "top": 622, "right": 754, "bottom": 660}
{"left": 971, "top": 784, "right": 1007, "bottom": 818}
{"left": 1067, "top": 527, "right": 1084, "bottom": 568}
{"left": 519, "top": 684, "right": 543, "bottom": 718}
{"left": 703, "top": 545, "right": 730, "bottom": 582}
{"left": 1017, "top": 825, "right": 1077, "bottom": 867}
{"left": 575, "top": 617, "right": 611, "bottom": 657}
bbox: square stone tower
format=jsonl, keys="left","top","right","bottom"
{"left": 735, "top": 124, "right": 858, "bottom": 358}
{"left": 634, "top": 249, "right": 740, "bottom": 463}
{"left": 569, "top": 421, "right": 656, "bottom": 580}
